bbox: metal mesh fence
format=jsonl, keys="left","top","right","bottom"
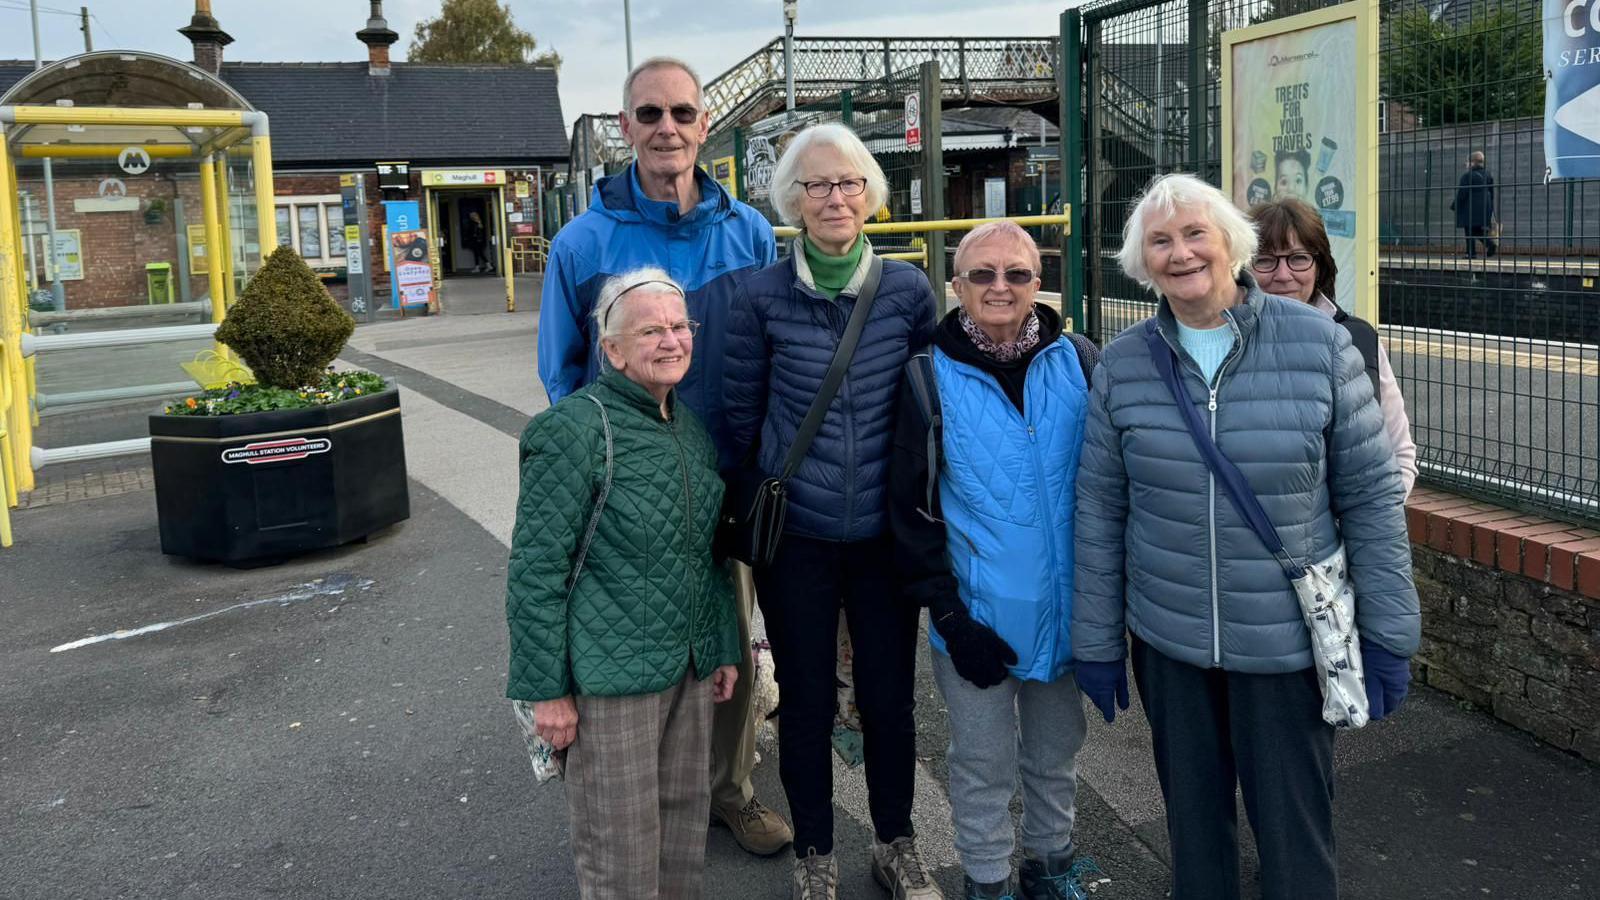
{"left": 1079, "top": 0, "right": 1599, "bottom": 525}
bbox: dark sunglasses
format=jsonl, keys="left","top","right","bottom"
{"left": 1250, "top": 251, "right": 1316, "bottom": 274}
{"left": 632, "top": 104, "right": 700, "bottom": 125}
{"left": 961, "top": 267, "right": 1035, "bottom": 286}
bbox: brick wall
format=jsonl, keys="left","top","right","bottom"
{"left": 16, "top": 171, "right": 210, "bottom": 309}
{"left": 1406, "top": 487, "right": 1600, "bottom": 763}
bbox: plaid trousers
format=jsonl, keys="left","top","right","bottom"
{"left": 567, "top": 674, "right": 713, "bottom": 900}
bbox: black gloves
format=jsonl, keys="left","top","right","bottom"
{"left": 931, "top": 597, "right": 1017, "bottom": 689}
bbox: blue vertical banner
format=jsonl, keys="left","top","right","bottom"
{"left": 382, "top": 201, "right": 428, "bottom": 309}
{"left": 1546, "top": 0, "right": 1600, "bottom": 180}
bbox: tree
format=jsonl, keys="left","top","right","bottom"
{"left": 1380, "top": 6, "right": 1542, "bottom": 127}
{"left": 409, "top": 0, "right": 561, "bottom": 68}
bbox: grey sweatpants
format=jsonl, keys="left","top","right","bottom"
{"left": 931, "top": 651, "right": 1088, "bottom": 884}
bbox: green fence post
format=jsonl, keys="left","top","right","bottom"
{"left": 1187, "top": 0, "right": 1208, "bottom": 176}
{"left": 920, "top": 60, "right": 948, "bottom": 312}
{"left": 1061, "top": 8, "right": 1085, "bottom": 334}
{"left": 734, "top": 127, "right": 746, "bottom": 202}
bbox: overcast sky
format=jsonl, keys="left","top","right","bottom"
{"left": 2, "top": 1, "right": 1073, "bottom": 135}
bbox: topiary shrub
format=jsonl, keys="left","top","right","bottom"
{"left": 216, "top": 245, "right": 355, "bottom": 390}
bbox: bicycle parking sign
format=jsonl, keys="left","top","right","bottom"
{"left": 905, "top": 91, "right": 922, "bottom": 151}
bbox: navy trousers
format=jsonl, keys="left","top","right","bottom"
{"left": 1131, "top": 636, "right": 1339, "bottom": 900}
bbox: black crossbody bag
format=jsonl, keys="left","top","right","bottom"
{"left": 717, "top": 256, "right": 884, "bottom": 567}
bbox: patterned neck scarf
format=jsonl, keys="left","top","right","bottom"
{"left": 959, "top": 306, "right": 1041, "bottom": 362}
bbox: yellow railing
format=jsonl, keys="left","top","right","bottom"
{"left": 511, "top": 235, "right": 551, "bottom": 274}
{"left": 772, "top": 213, "right": 1072, "bottom": 241}
{"left": 0, "top": 338, "right": 15, "bottom": 547}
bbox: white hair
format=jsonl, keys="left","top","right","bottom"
{"left": 1117, "top": 173, "right": 1258, "bottom": 292}
{"left": 593, "top": 266, "right": 686, "bottom": 343}
{"left": 768, "top": 123, "right": 889, "bottom": 228}
{"left": 622, "top": 57, "right": 704, "bottom": 111}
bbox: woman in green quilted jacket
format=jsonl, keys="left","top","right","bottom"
{"left": 505, "top": 267, "right": 741, "bottom": 899}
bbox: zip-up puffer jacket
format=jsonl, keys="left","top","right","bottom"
{"left": 1072, "top": 278, "right": 1420, "bottom": 674}
{"left": 926, "top": 336, "right": 1090, "bottom": 682}
{"left": 505, "top": 369, "right": 740, "bottom": 702}
{"left": 725, "top": 241, "right": 937, "bottom": 542}
{"left": 537, "top": 164, "right": 776, "bottom": 467}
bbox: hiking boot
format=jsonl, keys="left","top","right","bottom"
{"left": 871, "top": 835, "right": 944, "bottom": 899}
{"left": 793, "top": 848, "right": 839, "bottom": 900}
{"left": 713, "top": 796, "right": 794, "bottom": 856}
{"left": 962, "top": 873, "right": 1019, "bottom": 899}
{"left": 1019, "top": 849, "right": 1101, "bottom": 900}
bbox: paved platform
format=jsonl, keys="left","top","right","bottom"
{"left": 2, "top": 280, "right": 1596, "bottom": 898}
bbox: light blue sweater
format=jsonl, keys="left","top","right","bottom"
{"left": 1175, "top": 320, "right": 1234, "bottom": 384}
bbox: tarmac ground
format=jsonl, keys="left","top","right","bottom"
{"left": 3, "top": 272, "right": 1596, "bottom": 899}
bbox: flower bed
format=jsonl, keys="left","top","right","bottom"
{"left": 164, "top": 369, "right": 387, "bottom": 417}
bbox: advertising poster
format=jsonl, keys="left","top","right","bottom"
{"left": 390, "top": 230, "right": 435, "bottom": 309}
{"left": 1545, "top": 0, "right": 1600, "bottom": 179}
{"left": 51, "top": 229, "right": 84, "bottom": 281}
{"left": 711, "top": 155, "right": 738, "bottom": 199}
{"left": 187, "top": 223, "right": 209, "bottom": 275}
{"left": 1223, "top": 3, "right": 1376, "bottom": 318}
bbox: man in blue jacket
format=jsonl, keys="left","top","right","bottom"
{"left": 535, "top": 56, "right": 789, "bottom": 857}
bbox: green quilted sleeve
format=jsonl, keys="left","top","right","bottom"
{"left": 505, "top": 404, "right": 597, "bottom": 701}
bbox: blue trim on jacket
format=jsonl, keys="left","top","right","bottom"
{"left": 536, "top": 162, "right": 777, "bottom": 467}
{"left": 927, "top": 337, "right": 1089, "bottom": 681}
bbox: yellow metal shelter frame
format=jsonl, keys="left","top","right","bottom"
{"left": 0, "top": 103, "right": 277, "bottom": 509}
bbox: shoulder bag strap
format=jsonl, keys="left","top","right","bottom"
{"left": 565, "top": 394, "right": 614, "bottom": 597}
{"left": 778, "top": 254, "right": 885, "bottom": 480}
{"left": 904, "top": 350, "right": 942, "bottom": 522}
{"left": 1142, "top": 320, "right": 1303, "bottom": 578}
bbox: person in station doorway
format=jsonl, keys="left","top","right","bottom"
{"left": 466, "top": 209, "right": 491, "bottom": 273}
{"left": 1451, "top": 150, "right": 1497, "bottom": 259}
{"left": 536, "top": 55, "right": 791, "bottom": 859}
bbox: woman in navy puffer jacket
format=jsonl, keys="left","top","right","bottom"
{"left": 1072, "top": 174, "right": 1419, "bottom": 900}
{"left": 724, "top": 123, "right": 938, "bottom": 900}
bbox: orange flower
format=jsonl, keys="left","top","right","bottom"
{"left": 185, "top": 397, "right": 198, "bottom": 409}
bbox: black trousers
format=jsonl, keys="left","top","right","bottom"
{"left": 1464, "top": 226, "right": 1497, "bottom": 258}
{"left": 1131, "top": 637, "right": 1338, "bottom": 900}
{"left": 753, "top": 532, "right": 920, "bottom": 857}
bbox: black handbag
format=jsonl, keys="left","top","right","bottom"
{"left": 718, "top": 255, "right": 884, "bottom": 566}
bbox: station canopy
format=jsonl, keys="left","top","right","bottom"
{"left": 0, "top": 51, "right": 256, "bottom": 153}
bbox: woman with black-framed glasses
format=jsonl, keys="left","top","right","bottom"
{"left": 724, "top": 122, "right": 941, "bottom": 900}
{"left": 1248, "top": 197, "right": 1417, "bottom": 496}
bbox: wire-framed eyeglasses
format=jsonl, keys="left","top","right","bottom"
{"left": 628, "top": 320, "right": 700, "bottom": 342}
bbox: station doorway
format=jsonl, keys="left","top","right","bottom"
{"left": 419, "top": 169, "right": 513, "bottom": 312}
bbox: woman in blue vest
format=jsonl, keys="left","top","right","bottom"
{"left": 889, "top": 221, "right": 1102, "bottom": 900}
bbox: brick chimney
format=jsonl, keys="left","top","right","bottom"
{"left": 357, "top": 1, "right": 400, "bottom": 77}
{"left": 177, "top": 0, "right": 233, "bottom": 77}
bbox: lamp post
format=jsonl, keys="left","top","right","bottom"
{"left": 623, "top": 0, "right": 633, "bottom": 72}
{"left": 30, "top": 0, "right": 66, "bottom": 311}
{"left": 783, "top": 0, "right": 797, "bottom": 114}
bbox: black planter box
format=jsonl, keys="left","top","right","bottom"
{"left": 150, "top": 387, "right": 410, "bottom": 564}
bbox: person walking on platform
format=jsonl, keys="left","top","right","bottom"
{"left": 1452, "top": 150, "right": 1497, "bottom": 259}
{"left": 537, "top": 56, "right": 792, "bottom": 858}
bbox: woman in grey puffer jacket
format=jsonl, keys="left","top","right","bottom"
{"left": 1071, "top": 174, "right": 1420, "bottom": 900}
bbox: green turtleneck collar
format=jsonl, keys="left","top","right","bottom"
{"left": 802, "top": 233, "right": 866, "bottom": 300}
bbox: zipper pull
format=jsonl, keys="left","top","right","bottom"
{"left": 1207, "top": 388, "right": 1218, "bottom": 412}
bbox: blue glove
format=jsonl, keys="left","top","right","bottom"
{"left": 1361, "top": 638, "right": 1411, "bottom": 721}
{"left": 1075, "top": 659, "right": 1130, "bottom": 723}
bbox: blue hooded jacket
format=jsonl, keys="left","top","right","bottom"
{"left": 537, "top": 163, "right": 776, "bottom": 466}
